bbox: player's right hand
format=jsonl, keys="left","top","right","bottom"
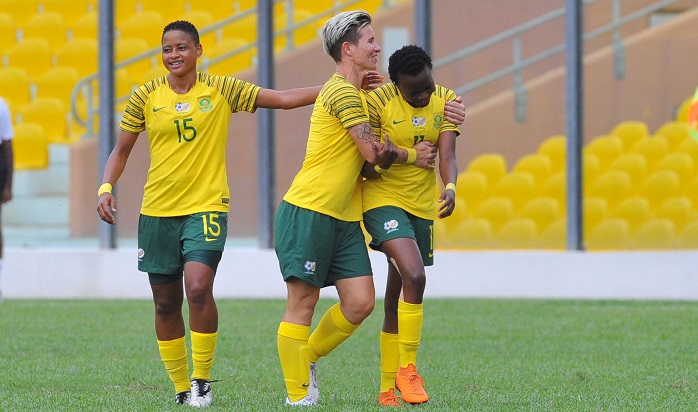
{"left": 97, "top": 194, "right": 117, "bottom": 225}
{"left": 413, "top": 141, "right": 437, "bottom": 169}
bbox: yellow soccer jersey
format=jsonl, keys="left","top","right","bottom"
{"left": 283, "top": 73, "right": 370, "bottom": 222}
{"left": 363, "top": 83, "right": 460, "bottom": 219}
{"left": 120, "top": 72, "right": 260, "bottom": 217}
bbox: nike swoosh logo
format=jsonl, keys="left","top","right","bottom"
{"left": 205, "top": 237, "right": 217, "bottom": 242}
{"left": 153, "top": 106, "right": 166, "bottom": 112}
{"left": 301, "top": 383, "right": 309, "bottom": 388}
{"left": 392, "top": 119, "right": 406, "bottom": 124}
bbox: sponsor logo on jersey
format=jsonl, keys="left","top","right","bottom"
{"left": 175, "top": 102, "right": 190, "bottom": 112}
{"left": 137, "top": 248, "right": 145, "bottom": 261}
{"left": 392, "top": 119, "right": 406, "bottom": 125}
{"left": 412, "top": 116, "right": 426, "bottom": 127}
{"left": 384, "top": 219, "right": 399, "bottom": 234}
{"left": 304, "top": 261, "right": 316, "bottom": 275}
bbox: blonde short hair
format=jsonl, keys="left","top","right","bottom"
{"left": 321, "top": 10, "right": 372, "bottom": 62}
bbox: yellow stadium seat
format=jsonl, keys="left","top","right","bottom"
{"left": 520, "top": 197, "right": 560, "bottom": 232}
{"left": 656, "top": 196, "right": 693, "bottom": 232}
{"left": 0, "top": 12, "right": 16, "bottom": 54}
{"left": 629, "top": 136, "right": 669, "bottom": 169}
{"left": 583, "top": 197, "right": 608, "bottom": 237}
{"left": 472, "top": 197, "right": 514, "bottom": 232}
{"left": 41, "top": 0, "right": 95, "bottom": 27}
{"left": 5, "top": 37, "right": 53, "bottom": 81}
{"left": 36, "top": 66, "right": 80, "bottom": 106}
{"left": 678, "top": 220, "right": 698, "bottom": 248}
{"left": 13, "top": 122, "right": 48, "bottom": 169}
{"left": 222, "top": 14, "right": 256, "bottom": 44}
{"left": 639, "top": 170, "right": 681, "bottom": 212}
{"left": 582, "top": 153, "right": 601, "bottom": 195}
{"left": 118, "top": 11, "right": 164, "bottom": 48}
{"left": 608, "top": 153, "right": 648, "bottom": 194}
{"left": 188, "top": 0, "right": 236, "bottom": 16}
{"left": 610, "top": 121, "right": 649, "bottom": 151}
{"left": 676, "top": 138, "right": 698, "bottom": 166}
{"left": 293, "top": 0, "right": 335, "bottom": 14}
{"left": 676, "top": 96, "right": 691, "bottom": 123}
{"left": 0, "top": 0, "right": 39, "bottom": 25}
{"left": 433, "top": 218, "right": 453, "bottom": 249}
{"left": 0, "top": 67, "right": 31, "bottom": 108}
{"left": 455, "top": 171, "right": 488, "bottom": 215}
{"left": 540, "top": 171, "right": 565, "bottom": 210}
{"left": 496, "top": 218, "right": 537, "bottom": 249}
{"left": 539, "top": 218, "right": 565, "bottom": 250}
{"left": 466, "top": 153, "right": 508, "bottom": 187}
{"left": 178, "top": 10, "right": 216, "bottom": 46}
{"left": 589, "top": 170, "right": 631, "bottom": 211}
{"left": 22, "top": 11, "right": 66, "bottom": 51}
{"left": 451, "top": 218, "right": 494, "bottom": 249}
{"left": 137, "top": 65, "right": 168, "bottom": 86}
{"left": 276, "top": 8, "right": 319, "bottom": 50}
{"left": 204, "top": 37, "right": 255, "bottom": 76}
{"left": 116, "top": 37, "right": 152, "bottom": 84}
{"left": 612, "top": 196, "right": 651, "bottom": 233}
{"left": 55, "top": 38, "right": 98, "bottom": 77}
{"left": 19, "top": 97, "right": 68, "bottom": 143}
{"left": 634, "top": 219, "right": 676, "bottom": 250}
{"left": 537, "top": 134, "right": 566, "bottom": 173}
{"left": 686, "top": 176, "right": 698, "bottom": 212}
{"left": 655, "top": 121, "right": 690, "bottom": 150}
{"left": 586, "top": 218, "right": 631, "bottom": 250}
{"left": 583, "top": 134, "right": 623, "bottom": 172}
{"left": 654, "top": 153, "right": 694, "bottom": 190}
{"left": 492, "top": 171, "right": 536, "bottom": 213}
{"left": 513, "top": 153, "right": 552, "bottom": 190}
{"left": 70, "top": 10, "right": 96, "bottom": 40}
{"left": 115, "top": 0, "right": 140, "bottom": 26}
{"left": 139, "top": 0, "right": 187, "bottom": 23}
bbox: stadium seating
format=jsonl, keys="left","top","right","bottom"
{"left": 610, "top": 120, "right": 649, "bottom": 151}
{"left": 0, "top": 67, "right": 31, "bottom": 108}
{"left": 655, "top": 121, "right": 690, "bottom": 150}
{"left": 611, "top": 196, "right": 652, "bottom": 233}
{"left": 539, "top": 218, "right": 565, "bottom": 249}
{"left": 686, "top": 176, "right": 698, "bottom": 212}
{"left": 654, "top": 153, "right": 694, "bottom": 190}
{"left": 583, "top": 197, "right": 608, "bottom": 236}
{"left": 492, "top": 172, "right": 536, "bottom": 213}
{"left": 583, "top": 135, "right": 623, "bottom": 171}
{"left": 204, "top": 37, "right": 256, "bottom": 77}
{"left": 586, "top": 218, "right": 631, "bottom": 250}
{"left": 588, "top": 170, "right": 631, "bottom": 211}
{"left": 496, "top": 218, "right": 537, "bottom": 249}
{"left": 138, "top": 0, "right": 187, "bottom": 23}
{"left": 54, "top": 38, "right": 98, "bottom": 77}
{"left": 608, "top": 153, "right": 648, "bottom": 194}
{"left": 455, "top": 171, "right": 489, "bottom": 215}
{"left": 629, "top": 136, "right": 669, "bottom": 169}
{"left": 188, "top": 0, "right": 237, "bottom": 16}
{"left": 116, "top": 37, "right": 152, "bottom": 84}
{"left": 178, "top": 10, "right": 216, "bottom": 46}
{"left": 678, "top": 221, "right": 698, "bottom": 248}
{"left": 466, "top": 153, "right": 508, "bottom": 187}
{"left": 540, "top": 171, "right": 565, "bottom": 209}
{"left": 450, "top": 218, "right": 494, "bottom": 249}
{"left": 18, "top": 97, "right": 68, "bottom": 143}
{"left": 69, "top": 10, "right": 97, "bottom": 40}
{"left": 655, "top": 196, "right": 693, "bottom": 232}
{"left": 41, "top": 0, "right": 95, "bottom": 27}
{"left": 512, "top": 153, "right": 553, "bottom": 190}
{"left": 639, "top": 170, "right": 681, "bottom": 212}
{"left": 519, "top": 197, "right": 560, "bottom": 233}
{"left": 36, "top": 66, "right": 81, "bottom": 106}
{"left": 676, "top": 138, "right": 698, "bottom": 166}
{"left": 117, "top": 11, "right": 164, "bottom": 47}
{"left": 0, "top": 0, "right": 38, "bottom": 26}
{"left": 634, "top": 219, "right": 676, "bottom": 250}
{"left": 5, "top": 37, "right": 53, "bottom": 81}
{"left": 13, "top": 122, "right": 49, "bottom": 169}
{"left": 582, "top": 153, "right": 601, "bottom": 195}
{"left": 22, "top": 11, "right": 66, "bottom": 51}
{"left": 536, "top": 134, "right": 566, "bottom": 173}
{"left": 0, "top": 12, "right": 16, "bottom": 54}
{"left": 472, "top": 197, "right": 514, "bottom": 232}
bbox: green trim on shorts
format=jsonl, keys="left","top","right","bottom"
{"left": 275, "top": 201, "right": 372, "bottom": 288}
{"left": 363, "top": 205, "right": 434, "bottom": 266}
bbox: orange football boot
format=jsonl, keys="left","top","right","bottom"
{"left": 395, "top": 364, "right": 428, "bottom": 404}
{"left": 378, "top": 388, "right": 402, "bottom": 407}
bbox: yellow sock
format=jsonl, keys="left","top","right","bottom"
{"left": 398, "top": 300, "right": 423, "bottom": 367}
{"left": 278, "top": 322, "right": 311, "bottom": 403}
{"left": 380, "top": 331, "right": 400, "bottom": 393}
{"left": 157, "top": 336, "right": 191, "bottom": 394}
{"left": 308, "top": 303, "right": 359, "bottom": 363}
{"left": 191, "top": 331, "right": 217, "bottom": 381}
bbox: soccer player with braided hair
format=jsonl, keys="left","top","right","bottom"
{"left": 362, "top": 44, "right": 462, "bottom": 406}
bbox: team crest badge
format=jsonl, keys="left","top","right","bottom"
{"left": 384, "top": 219, "right": 399, "bottom": 234}
{"left": 175, "top": 102, "right": 190, "bottom": 112}
{"left": 433, "top": 115, "right": 443, "bottom": 129}
{"left": 199, "top": 98, "right": 213, "bottom": 112}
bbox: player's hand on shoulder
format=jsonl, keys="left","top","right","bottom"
{"left": 444, "top": 96, "right": 465, "bottom": 125}
{"left": 361, "top": 70, "right": 385, "bottom": 91}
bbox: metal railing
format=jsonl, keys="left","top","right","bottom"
{"left": 71, "top": 0, "right": 399, "bottom": 138}
{"left": 433, "top": 0, "right": 679, "bottom": 122}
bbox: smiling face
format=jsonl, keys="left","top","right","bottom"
{"left": 161, "top": 29, "right": 202, "bottom": 77}
{"left": 349, "top": 24, "right": 381, "bottom": 71}
{"left": 395, "top": 67, "right": 435, "bottom": 108}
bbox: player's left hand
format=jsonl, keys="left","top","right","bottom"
{"left": 437, "top": 188, "right": 456, "bottom": 218}
{"left": 444, "top": 96, "right": 466, "bottom": 125}
{"left": 361, "top": 70, "right": 385, "bottom": 91}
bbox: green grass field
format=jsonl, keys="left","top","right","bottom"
{"left": 1, "top": 298, "right": 697, "bottom": 411}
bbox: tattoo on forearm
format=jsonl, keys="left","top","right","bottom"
{"left": 357, "top": 124, "right": 374, "bottom": 144}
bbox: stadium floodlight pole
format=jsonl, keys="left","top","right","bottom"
{"left": 565, "top": 0, "right": 584, "bottom": 251}
{"left": 98, "top": 0, "right": 116, "bottom": 249}
{"left": 414, "top": 0, "right": 432, "bottom": 55}
{"left": 257, "top": 0, "right": 276, "bottom": 249}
